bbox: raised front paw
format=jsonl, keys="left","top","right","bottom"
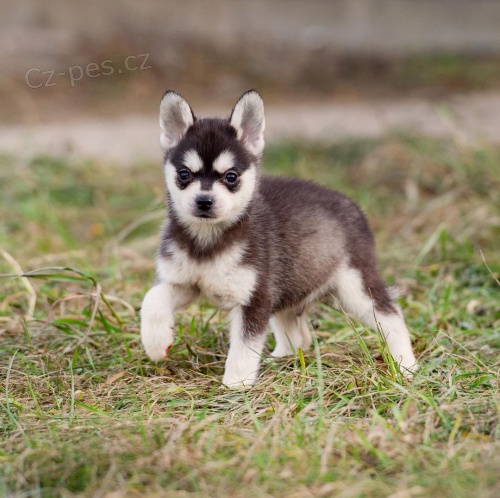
{"left": 140, "top": 286, "right": 175, "bottom": 361}
{"left": 140, "top": 317, "right": 174, "bottom": 361}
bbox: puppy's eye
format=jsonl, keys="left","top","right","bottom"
{"left": 178, "top": 169, "right": 191, "bottom": 182}
{"left": 224, "top": 171, "right": 238, "bottom": 184}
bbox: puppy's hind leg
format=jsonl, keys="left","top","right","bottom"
{"left": 335, "top": 266, "right": 417, "bottom": 375}
{"left": 270, "top": 309, "right": 312, "bottom": 357}
{"left": 270, "top": 310, "right": 302, "bottom": 357}
{"left": 298, "top": 314, "right": 313, "bottom": 351}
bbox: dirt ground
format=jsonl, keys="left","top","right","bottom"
{"left": 1, "top": 91, "right": 499, "bottom": 164}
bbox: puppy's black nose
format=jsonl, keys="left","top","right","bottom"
{"left": 196, "top": 195, "right": 213, "bottom": 212}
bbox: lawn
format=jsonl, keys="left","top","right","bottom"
{"left": 1, "top": 135, "right": 499, "bottom": 497}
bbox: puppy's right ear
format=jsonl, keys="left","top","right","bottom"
{"left": 159, "top": 91, "right": 195, "bottom": 152}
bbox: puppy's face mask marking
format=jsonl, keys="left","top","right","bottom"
{"left": 159, "top": 90, "right": 265, "bottom": 230}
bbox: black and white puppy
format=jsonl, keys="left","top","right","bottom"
{"left": 140, "top": 90, "right": 417, "bottom": 387}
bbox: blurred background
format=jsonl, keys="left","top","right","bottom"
{"left": 2, "top": 0, "right": 500, "bottom": 161}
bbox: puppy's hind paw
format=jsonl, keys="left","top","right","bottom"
{"left": 270, "top": 344, "right": 295, "bottom": 358}
{"left": 400, "top": 361, "right": 419, "bottom": 380}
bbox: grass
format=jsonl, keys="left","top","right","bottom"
{"left": 0, "top": 135, "right": 499, "bottom": 497}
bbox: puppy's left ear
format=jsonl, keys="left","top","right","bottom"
{"left": 229, "top": 90, "right": 265, "bottom": 157}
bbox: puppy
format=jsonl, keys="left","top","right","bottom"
{"left": 140, "top": 90, "right": 417, "bottom": 387}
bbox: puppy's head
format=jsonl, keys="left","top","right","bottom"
{"left": 159, "top": 90, "right": 265, "bottom": 230}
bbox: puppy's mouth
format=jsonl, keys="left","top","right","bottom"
{"left": 195, "top": 213, "right": 216, "bottom": 219}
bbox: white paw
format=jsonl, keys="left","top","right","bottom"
{"left": 399, "top": 360, "right": 419, "bottom": 379}
{"left": 222, "top": 366, "right": 258, "bottom": 389}
{"left": 270, "top": 343, "right": 295, "bottom": 357}
{"left": 140, "top": 315, "right": 174, "bottom": 361}
{"left": 140, "top": 286, "right": 175, "bottom": 361}
{"left": 389, "top": 346, "right": 418, "bottom": 379}
{"left": 221, "top": 376, "right": 255, "bottom": 389}
{"left": 299, "top": 326, "right": 312, "bottom": 351}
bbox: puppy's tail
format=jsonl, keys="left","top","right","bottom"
{"left": 387, "top": 285, "right": 401, "bottom": 300}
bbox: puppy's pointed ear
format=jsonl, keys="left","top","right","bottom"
{"left": 229, "top": 90, "right": 265, "bottom": 157}
{"left": 159, "top": 91, "right": 195, "bottom": 152}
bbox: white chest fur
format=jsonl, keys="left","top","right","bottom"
{"left": 157, "top": 242, "right": 257, "bottom": 308}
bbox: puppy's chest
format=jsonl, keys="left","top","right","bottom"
{"left": 158, "top": 243, "right": 257, "bottom": 308}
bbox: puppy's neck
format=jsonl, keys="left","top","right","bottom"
{"left": 166, "top": 209, "right": 252, "bottom": 260}
{"left": 183, "top": 218, "right": 231, "bottom": 248}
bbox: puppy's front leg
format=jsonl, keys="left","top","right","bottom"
{"left": 222, "top": 306, "right": 268, "bottom": 388}
{"left": 140, "top": 283, "right": 197, "bottom": 361}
